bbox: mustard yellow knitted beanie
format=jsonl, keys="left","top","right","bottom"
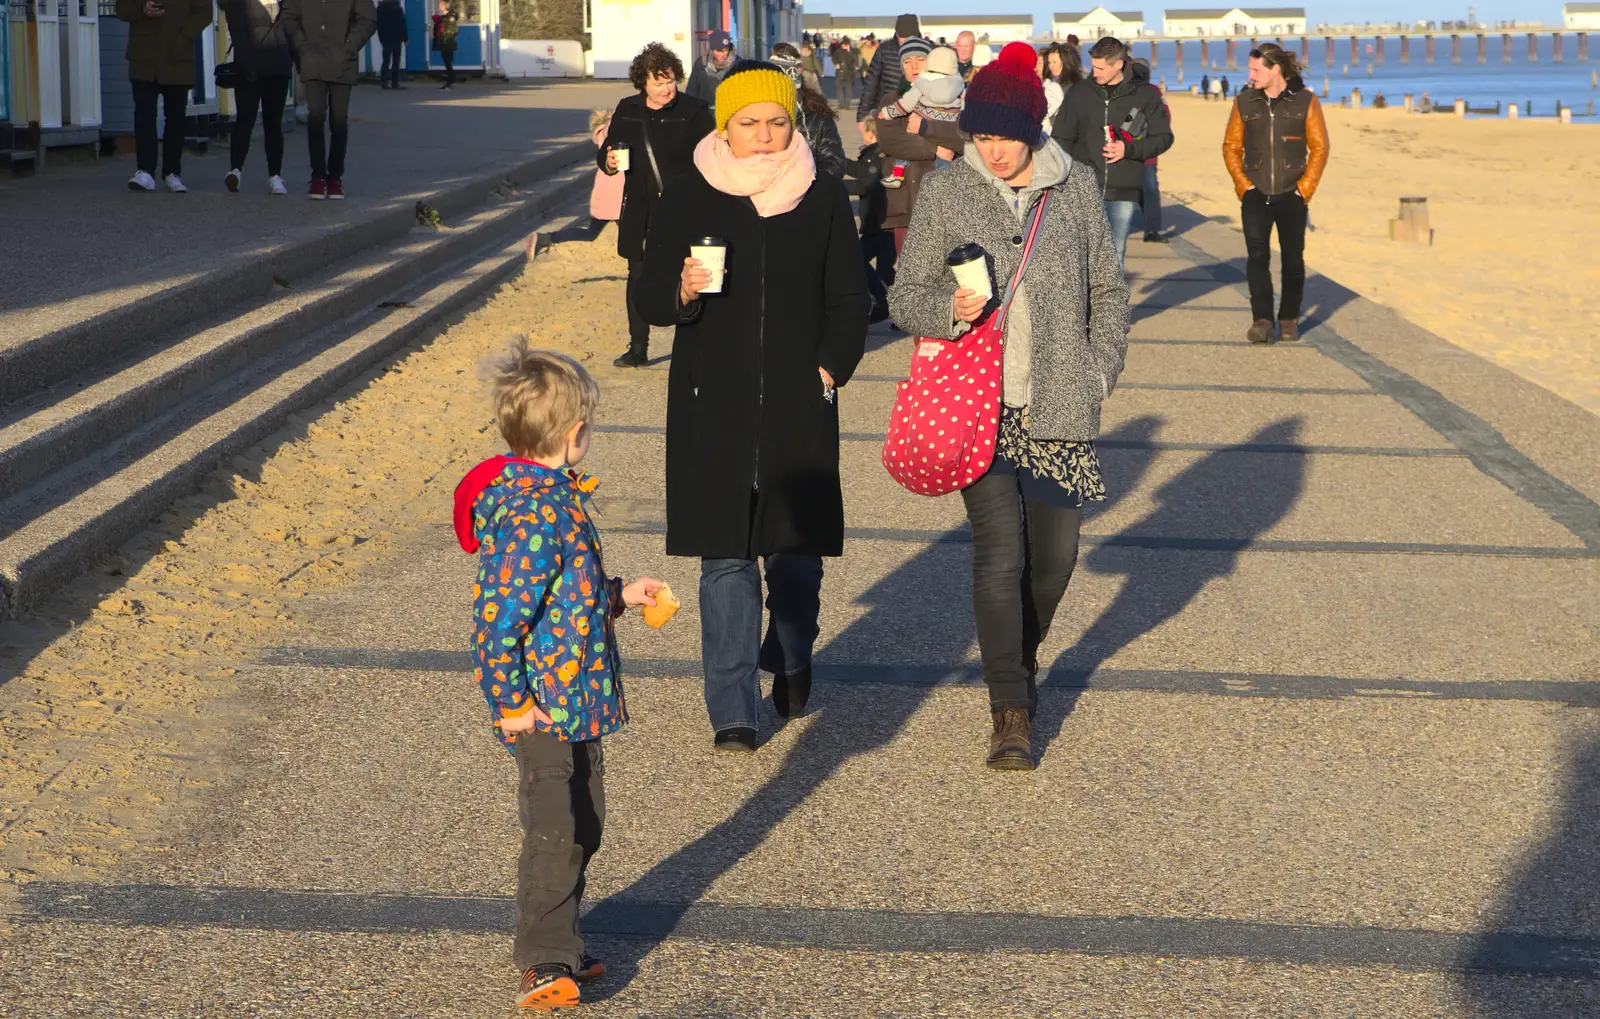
{"left": 714, "top": 61, "right": 798, "bottom": 133}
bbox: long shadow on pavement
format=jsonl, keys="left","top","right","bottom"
{"left": 1462, "top": 733, "right": 1600, "bottom": 1016}
{"left": 584, "top": 416, "right": 1165, "bottom": 998}
{"left": 1032, "top": 417, "right": 1307, "bottom": 765}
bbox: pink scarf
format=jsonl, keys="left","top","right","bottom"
{"left": 693, "top": 131, "right": 816, "bottom": 218}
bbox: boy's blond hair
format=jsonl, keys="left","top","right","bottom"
{"left": 480, "top": 339, "right": 600, "bottom": 457}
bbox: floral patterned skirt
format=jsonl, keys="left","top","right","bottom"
{"left": 987, "top": 406, "right": 1107, "bottom": 509}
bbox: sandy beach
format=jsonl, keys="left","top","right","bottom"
{"left": 1156, "top": 93, "right": 1600, "bottom": 414}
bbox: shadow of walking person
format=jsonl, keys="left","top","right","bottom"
{"left": 583, "top": 415, "right": 1169, "bottom": 996}
{"left": 1031, "top": 417, "right": 1308, "bottom": 764}
{"left": 1460, "top": 732, "right": 1600, "bottom": 1016}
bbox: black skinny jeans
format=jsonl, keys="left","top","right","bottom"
{"left": 380, "top": 44, "right": 403, "bottom": 87}
{"left": 514, "top": 731, "right": 603, "bottom": 972}
{"left": 131, "top": 80, "right": 188, "bottom": 177}
{"left": 303, "top": 79, "right": 352, "bottom": 181}
{"left": 231, "top": 75, "right": 290, "bottom": 176}
{"left": 961, "top": 471, "right": 1082, "bottom": 713}
{"left": 625, "top": 256, "right": 649, "bottom": 353}
{"left": 1241, "top": 188, "right": 1308, "bottom": 321}
{"left": 440, "top": 48, "right": 456, "bottom": 85}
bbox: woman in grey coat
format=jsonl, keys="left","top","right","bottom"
{"left": 888, "top": 41, "right": 1129, "bottom": 771}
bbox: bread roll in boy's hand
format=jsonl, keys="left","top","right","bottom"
{"left": 641, "top": 584, "right": 680, "bottom": 629}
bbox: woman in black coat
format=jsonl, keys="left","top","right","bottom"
{"left": 639, "top": 61, "right": 869, "bottom": 751}
{"left": 220, "top": 0, "right": 294, "bottom": 194}
{"left": 598, "top": 43, "right": 714, "bottom": 368}
{"left": 281, "top": 0, "right": 377, "bottom": 197}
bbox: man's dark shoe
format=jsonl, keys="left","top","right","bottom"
{"left": 613, "top": 346, "right": 649, "bottom": 367}
{"left": 772, "top": 667, "right": 812, "bottom": 719}
{"left": 1278, "top": 318, "right": 1301, "bottom": 342}
{"left": 714, "top": 726, "right": 758, "bottom": 752}
{"left": 1143, "top": 232, "right": 1168, "bottom": 243}
{"left": 1247, "top": 318, "right": 1276, "bottom": 344}
{"left": 576, "top": 954, "right": 605, "bottom": 984}
{"left": 986, "top": 709, "right": 1035, "bottom": 771}
{"left": 516, "top": 965, "right": 579, "bottom": 1010}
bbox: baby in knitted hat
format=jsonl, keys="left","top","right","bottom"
{"left": 879, "top": 45, "right": 966, "bottom": 124}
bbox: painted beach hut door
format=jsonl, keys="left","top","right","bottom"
{"left": 66, "top": 0, "right": 101, "bottom": 126}
{"left": 34, "top": 0, "right": 64, "bottom": 128}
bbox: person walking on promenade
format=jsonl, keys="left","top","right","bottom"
{"left": 1134, "top": 57, "right": 1167, "bottom": 243}
{"left": 282, "top": 0, "right": 377, "bottom": 200}
{"left": 375, "top": 0, "right": 406, "bottom": 88}
{"left": 1201, "top": 72, "right": 1211, "bottom": 99}
{"left": 798, "top": 39, "right": 823, "bottom": 93}
{"left": 847, "top": 118, "right": 895, "bottom": 323}
{"left": 588, "top": 109, "right": 623, "bottom": 226}
{"left": 889, "top": 41, "right": 1129, "bottom": 770}
{"left": 431, "top": 0, "right": 459, "bottom": 89}
{"left": 856, "top": 14, "right": 920, "bottom": 131}
{"left": 117, "top": 0, "right": 212, "bottom": 192}
{"left": 1220, "top": 74, "right": 1231, "bottom": 98}
{"left": 687, "top": 30, "right": 736, "bottom": 107}
{"left": 1052, "top": 35, "right": 1172, "bottom": 264}
{"left": 1038, "top": 46, "right": 1065, "bottom": 129}
{"left": 598, "top": 43, "right": 714, "bottom": 368}
{"left": 771, "top": 43, "right": 846, "bottom": 179}
{"left": 876, "top": 38, "right": 964, "bottom": 255}
{"left": 1222, "top": 43, "right": 1329, "bottom": 344}
{"left": 638, "top": 61, "right": 869, "bottom": 752}
{"left": 954, "top": 30, "right": 977, "bottom": 81}
{"left": 833, "top": 36, "right": 857, "bottom": 110}
{"left": 858, "top": 34, "right": 878, "bottom": 91}
{"left": 1210, "top": 74, "right": 1224, "bottom": 101}
{"left": 219, "top": 0, "right": 293, "bottom": 195}
{"left": 454, "top": 342, "right": 665, "bottom": 1011}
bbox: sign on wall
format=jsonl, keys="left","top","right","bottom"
{"left": 502, "top": 39, "right": 586, "bottom": 77}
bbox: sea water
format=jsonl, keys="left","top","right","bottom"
{"left": 1139, "top": 35, "right": 1597, "bottom": 119}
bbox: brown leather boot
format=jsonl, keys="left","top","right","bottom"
{"left": 1247, "top": 319, "right": 1276, "bottom": 344}
{"left": 1278, "top": 319, "right": 1301, "bottom": 342}
{"left": 986, "top": 708, "right": 1035, "bottom": 771}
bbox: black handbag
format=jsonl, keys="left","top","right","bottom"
{"left": 215, "top": 3, "right": 282, "bottom": 90}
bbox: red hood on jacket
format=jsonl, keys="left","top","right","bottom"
{"left": 453, "top": 456, "right": 521, "bottom": 553}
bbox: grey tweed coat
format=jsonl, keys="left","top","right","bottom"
{"left": 887, "top": 142, "right": 1130, "bottom": 442}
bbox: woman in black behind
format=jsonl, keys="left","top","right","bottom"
{"left": 597, "top": 43, "right": 714, "bottom": 367}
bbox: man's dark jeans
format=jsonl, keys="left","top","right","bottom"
{"left": 131, "top": 80, "right": 188, "bottom": 178}
{"left": 381, "top": 45, "right": 403, "bottom": 87}
{"left": 961, "top": 472, "right": 1082, "bottom": 712}
{"left": 700, "top": 555, "right": 823, "bottom": 733}
{"left": 1241, "top": 188, "right": 1308, "bottom": 321}
{"left": 303, "top": 80, "right": 352, "bottom": 181}
{"left": 514, "top": 731, "right": 604, "bottom": 972}
{"left": 1141, "top": 162, "right": 1162, "bottom": 236}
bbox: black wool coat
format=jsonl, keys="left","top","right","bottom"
{"left": 282, "top": 0, "right": 377, "bottom": 84}
{"left": 639, "top": 169, "right": 870, "bottom": 559}
{"left": 219, "top": 0, "right": 294, "bottom": 79}
{"left": 598, "top": 92, "right": 714, "bottom": 262}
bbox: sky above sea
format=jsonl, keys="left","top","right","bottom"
{"left": 807, "top": 3, "right": 1575, "bottom": 34}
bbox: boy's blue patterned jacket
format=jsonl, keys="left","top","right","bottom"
{"left": 454, "top": 457, "right": 628, "bottom": 751}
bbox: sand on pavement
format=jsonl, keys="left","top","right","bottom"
{"left": 1155, "top": 92, "right": 1600, "bottom": 414}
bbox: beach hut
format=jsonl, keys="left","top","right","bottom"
{"left": 2, "top": 0, "right": 103, "bottom": 162}
{"left": 1055, "top": 8, "right": 1148, "bottom": 40}
{"left": 359, "top": 0, "right": 501, "bottom": 78}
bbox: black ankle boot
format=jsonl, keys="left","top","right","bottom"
{"left": 772, "top": 667, "right": 812, "bottom": 719}
{"left": 613, "top": 345, "right": 648, "bottom": 367}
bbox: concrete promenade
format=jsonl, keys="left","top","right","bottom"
{"left": 0, "top": 80, "right": 630, "bottom": 344}
{"left": 2, "top": 113, "right": 1599, "bottom": 1015}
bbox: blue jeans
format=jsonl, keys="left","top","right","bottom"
{"left": 1103, "top": 200, "right": 1139, "bottom": 265}
{"left": 700, "top": 555, "right": 824, "bottom": 733}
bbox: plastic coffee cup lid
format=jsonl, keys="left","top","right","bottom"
{"left": 947, "top": 242, "right": 985, "bottom": 266}
{"left": 692, "top": 237, "right": 726, "bottom": 247}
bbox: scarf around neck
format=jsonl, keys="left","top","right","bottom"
{"left": 693, "top": 132, "right": 816, "bottom": 218}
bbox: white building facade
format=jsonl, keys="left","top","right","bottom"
{"left": 804, "top": 12, "right": 1035, "bottom": 44}
{"left": 1162, "top": 7, "right": 1306, "bottom": 37}
{"left": 1565, "top": 3, "right": 1600, "bottom": 30}
{"left": 1054, "top": 9, "right": 1147, "bottom": 40}
{"left": 592, "top": 0, "right": 793, "bottom": 79}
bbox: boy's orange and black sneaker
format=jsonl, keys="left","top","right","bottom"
{"left": 516, "top": 965, "right": 579, "bottom": 1011}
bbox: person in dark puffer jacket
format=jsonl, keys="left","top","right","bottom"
{"left": 1050, "top": 35, "right": 1173, "bottom": 264}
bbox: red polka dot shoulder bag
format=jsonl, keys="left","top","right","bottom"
{"left": 882, "top": 190, "right": 1051, "bottom": 496}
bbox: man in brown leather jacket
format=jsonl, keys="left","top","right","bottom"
{"left": 1222, "top": 43, "right": 1329, "bottom": 344}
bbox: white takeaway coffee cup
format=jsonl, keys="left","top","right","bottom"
{"left": 612, "top": 141, "right": 631, "bottom": 172}
{"left": 946, "top": 243, "right": 992, "bottom": 301}
{"left": 691, "top": 237, "right": 727, "bottom": 294}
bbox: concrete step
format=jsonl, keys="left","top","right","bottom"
{"left": 0, "top": 163, "right": 591, "bottom": 507}
{"left": 0, "top": 139, "right": 591, "bottom": 408}
{"left": 0, "top": 178, "right": 592, "bottom": 618}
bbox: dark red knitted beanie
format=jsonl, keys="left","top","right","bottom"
{"left": 957, "top": 42, "right": 1047, "bottom": 144}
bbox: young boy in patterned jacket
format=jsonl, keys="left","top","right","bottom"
{"left": 453, "top": 341, "right": 663, "bottom": 1011}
